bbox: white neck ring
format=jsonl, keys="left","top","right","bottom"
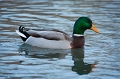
{"left": 73, "top": 34, "right": 84, "bottom": 37}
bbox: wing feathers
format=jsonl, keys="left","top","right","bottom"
{"left": 26, "top": 30, "right": 70, "bottom": 40}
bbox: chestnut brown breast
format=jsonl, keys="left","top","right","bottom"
{"left": 70, "top": 36, "right": 85, "bottom": 48}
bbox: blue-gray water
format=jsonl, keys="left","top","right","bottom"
{"left": 0, "top": 0, "right": 120, "bottom": 79}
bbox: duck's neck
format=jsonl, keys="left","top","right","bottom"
{"left": 71, "top": 27, "right": 85, "bottom": 48}
{"left": 71, "top": 34, "right": 85, "bottom": 48}
{"left": 73, "top": 29, "right": 85, "bottom": 35}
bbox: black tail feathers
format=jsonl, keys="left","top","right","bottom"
{"left": 19, "top": 25, "right": 25, "bottom": 33}
{"left": 19, "top": 25, "right": 30, "bottom": 42}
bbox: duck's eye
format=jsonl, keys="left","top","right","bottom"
{"left": 87, "top": 20, "right": 92, "bottom": 24}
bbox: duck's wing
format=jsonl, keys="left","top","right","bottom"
{"left": 26, "top": 29, "right": 70, "bottom": 40}
{"left": 16, "top": 26, "right": 70, "bottom": 41}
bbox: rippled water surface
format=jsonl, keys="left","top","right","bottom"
{"left": 0, "top": 0, "right": 120, "bottom": 79}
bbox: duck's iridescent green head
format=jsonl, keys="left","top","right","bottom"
{"left": 73, "top": 17, "right": 100, "bottom": 35}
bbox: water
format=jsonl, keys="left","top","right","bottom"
{"left": 0, "top": 0, "right": 120, "bottom": 79}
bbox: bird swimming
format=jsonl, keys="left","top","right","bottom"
{"left": 16, "top": 17, "right": 100, "bottom": 49}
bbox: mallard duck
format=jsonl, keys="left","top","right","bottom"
{"left": 16, "top": 17, "right": 100, "bottom": 49}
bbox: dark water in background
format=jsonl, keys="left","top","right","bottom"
{"left": 0, "top": 0, "right": 120, "bottom": 79}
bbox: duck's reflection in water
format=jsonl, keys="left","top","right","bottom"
{"left": 71, "top": 48, "right": 96, "bottom": 75}
{"left": 19, "top": 44, "right": 96, "bottom": 75}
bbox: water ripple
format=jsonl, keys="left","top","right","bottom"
{"left": 0, "top": 0, "right": 120, "bottom": 79}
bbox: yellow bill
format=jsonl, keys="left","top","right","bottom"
{"left": 90, "top": 24, "right": 100, "bottom": 33}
